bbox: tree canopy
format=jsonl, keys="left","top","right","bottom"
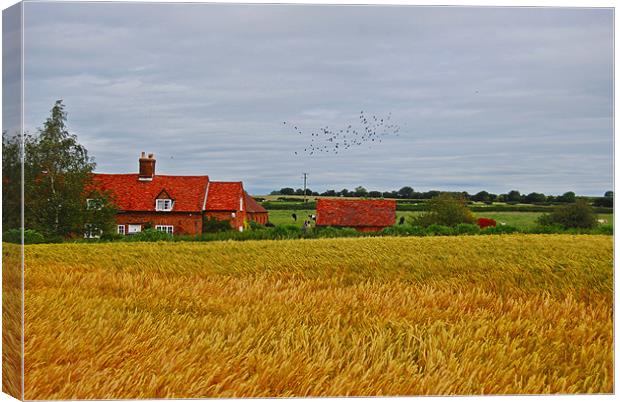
{"left": 3, "top": 100, "right": 116, "bottom": 239}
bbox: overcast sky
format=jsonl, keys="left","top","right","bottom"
{"left": 9, "top": 3, "right": 614, "bottom": 195}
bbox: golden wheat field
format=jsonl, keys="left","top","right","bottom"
{"left": 15, "top": 235, "right": 614, "bottom": 398}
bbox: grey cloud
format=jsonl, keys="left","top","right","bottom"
{"left": 18, "top": 3, "right": 613, "bottom": 195}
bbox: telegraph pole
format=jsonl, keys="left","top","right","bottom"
{"left": 302, "top": 172, "right": 308, "bottom": 205}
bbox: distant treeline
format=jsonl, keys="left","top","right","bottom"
{"left": 261, "top": 201, "right": 613, "bottom": 214}
{"left": 270, "top": 187, "right": 614, "bottom": 207}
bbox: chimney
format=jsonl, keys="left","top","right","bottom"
{"left": 138, "top": 152, "right": 156, "bottom": 181}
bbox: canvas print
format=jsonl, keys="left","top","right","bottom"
{"left": 1, "top": 1, "right": 614, "bottom": 399}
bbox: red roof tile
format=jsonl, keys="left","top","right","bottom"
{"left": 89, "top": 174, "right": 209, "bottom": 212}
{"left": 243, "top": 191, "right": 268, "bottom": 213}
{"left": 205, "top": 182, "right": 244, "bottom": 211}
{"left": 316, "top": 199, "right": 396, "bottom": 228}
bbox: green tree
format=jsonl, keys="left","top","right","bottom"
{"left": 604, "top": 191, "right": 613, "bottom": 198}
{"left": 524, "top": 192, "right": 546, "bottom": 204}
{"left": 471, "top": 191, "right": 490, "bottom": 202}
{"left": 354, "top": 186, "right": 368, "bottom": 197}
{"left": 557, "top": 191, "right": 576, "bottom": 203}
{"left": 2, "top": 130, "right": 22, "bottom": 230}
{"left": 398, "top": 186, "right": 415, "bottom": 199}
{"left": 537, "top": 199, "right": 597, "bottom": 229}
{"left": 82, "top": 190, "right": 118, "bottom": 238}
{"left": 413, "top": 193, "right": 476, "bottom": 227}
{"left": 22, "top": 100, "right": 116, "bottom": 238}
{"left": 506, "top": 190, "right": 522, "bottom": 203}
{"left": 279, "top": 187, "right": 295, "bottom": 195}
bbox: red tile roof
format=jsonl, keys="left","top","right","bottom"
{"left": 316, "top": 199, "right": 396, "bottom": 228}
{"left": 205, "top": 182, "right": 244, "bottom": 211}
{"left": 243, "top": 191, "right": 268, "bottom": 213}
{"left": 89, "top": 174, "right": 209, "bottom": 212}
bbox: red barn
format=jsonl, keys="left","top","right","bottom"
{"left": 88, "top": 153, "right": 268, "bottom": 236}
{"left": 316, "top": 199, "right": 396, "bottom": 232}
{"left": 243, "top": 191, "right": 269, "bottom": 225}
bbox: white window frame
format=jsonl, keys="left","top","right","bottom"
{"left": 86, "top": 198, "right": 103, "bottom": 210}
{"left": 84, "top": 224, "right": 102, "bottom": 239}
{"left": 117, "top": 225, "right": 125, "bottom": 235}
{"left": 155, "top": 199, "right": 173, "bottom": 211}
{"left": 155, "top": 225, "right": 174, "bottom": 234}
{"left": 128, "top": 224, "right": 142, "bottom": 234}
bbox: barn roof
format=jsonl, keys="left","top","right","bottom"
{"left": 205, "top": 181, "right": 244, "bottom": 211}
{"left": 89, "top": 174, "right": 210, "bottom": 212}
{"left": 243, "top": 191, "right": 268, "bottom": 213}
{"left": 316, "top": 199, "right": 396, "bottom": 227}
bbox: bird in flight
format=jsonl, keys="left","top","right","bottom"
{"left": 283, "top": 111, "right": 402, "bottom": 157}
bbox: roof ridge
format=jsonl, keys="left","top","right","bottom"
{"left": 92, "top": 173, "right": 210, "bottom": 178}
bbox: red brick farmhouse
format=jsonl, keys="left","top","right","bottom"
{"left": 316, "top": 199, "right": 396, "bottom": 232}
{"left": 89, "top": 153, "right": 268, "bottom": 236}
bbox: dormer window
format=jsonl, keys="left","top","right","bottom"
{"left": 156, "top": 199, "right": 173, "bottom": 211}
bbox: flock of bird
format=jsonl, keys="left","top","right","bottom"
{"left": 284, "top": 111, "right": 402, "bottom": 156}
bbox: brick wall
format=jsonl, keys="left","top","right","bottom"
{"left": 247, "top": 212, "right": 269, "bottom": 225}
{"left": 116, "top": 212, "right": 203, "bottom": 235}
{"left": 204, "top": 210, "right": 246, "bottom": 231}
{"left": 116, "top": 210, "right": 253, "bottom": 235}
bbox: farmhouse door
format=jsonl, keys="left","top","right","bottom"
{"left": 128, "top": 224, "right": 142, "bottom": 234}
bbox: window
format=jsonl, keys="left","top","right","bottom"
{"left": 156, "top": 199, "right": 173, "bottom": 211}
{"left": 117, "top": 225, "right": 125, "bottom": 235}
{"left": 84, "top": 224, "right": 102, "bottom": 239}
{"left": 155, "top": 225, "right": 174, "bottom": 234}
{"left": 86, "top": 198, "right": 103, "bottom": 210}
{"left": 128, "top": 224, "right": 142, "bottom": 234}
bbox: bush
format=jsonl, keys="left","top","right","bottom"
{"left": 593, "top": 224, "right": 613, "bottom": 235}
{"left": 413, "top": 193, "right": 476, "bottom": 227}
{"left": 3, "top": 229, "right": 23, "bottom": 244}
{"left": 483, "top": 225, "right": 519, "bottom": 234}
{"left": 100, "top": 232, "right": 124, "bottom": 241}
{"left": 536, "top": 199, "right": 597, "bottom": 229}
{"left": 126, "top": 228, "right": 173, "bottom": 242}
{"left": 455, "top": 223, "right": 481, "bottom": 235}
{"left": 316, "top": 226, "right": 360, "bottom": 238}
{"left": 425, "top": 224, "right": 454, "bottom": 236}
{"left": 380, "top": 225, "right": 412, "bottom": 237}
{"left": 3, "top": 228, "right": 45, "bottom": 244}
{"left": 272, "top": 224, "right": 302, "bottom": 239}
{"left": 203, "top": 216, "right": 233, "bottom": 233}
{"left": 248, "top": 220, "right": 264, "bottom": 230}
{"left": 527, "top": 225, "right": 565, "bottom": 234}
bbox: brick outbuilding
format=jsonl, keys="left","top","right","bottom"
{"left": 89, "top": 153, "right": 267, "bottom": 235}
{"left": 243, "top": 191, "right": 269, "bottom": 225}
{"left": 316, "top": 198, "right": 396, "bottom": 232}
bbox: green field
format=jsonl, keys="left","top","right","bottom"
{"left": 267, "top": 209, "right": 613, "bottom": 229}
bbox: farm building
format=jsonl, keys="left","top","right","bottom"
{"left": 316, "top": 198, "right": 396, "bottom": 232}
{"left": 88, "top": 153, "right": 268, "bottom": 235}
{"left": 243, "top": 191, "right": 269, "bottom": 224}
